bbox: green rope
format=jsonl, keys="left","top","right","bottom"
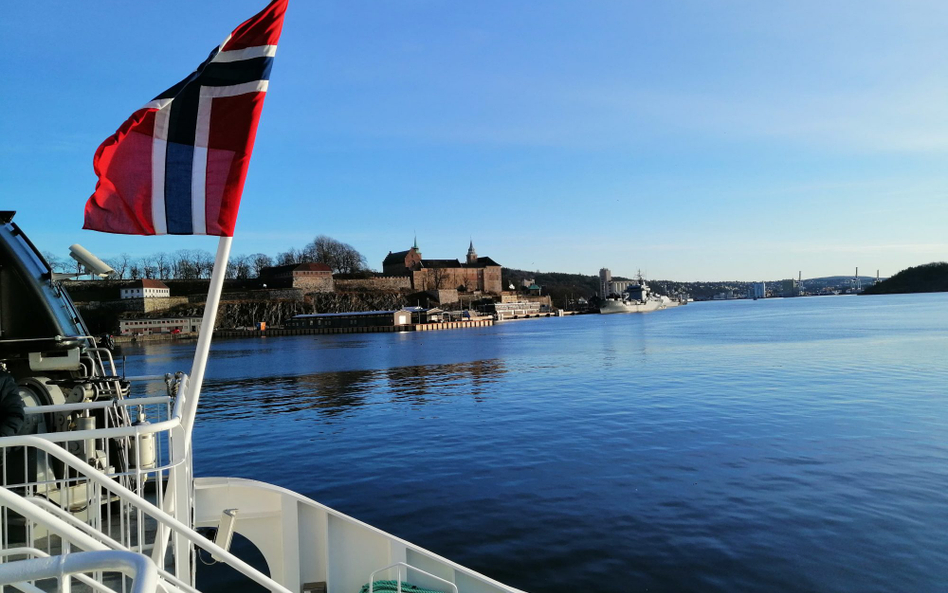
{"left": 359, "top": 580, "right": 444, "bottom": 593}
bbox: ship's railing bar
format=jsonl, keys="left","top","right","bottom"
{"left": 0, "top": 486, "right": 109, "bottom": 551}
{"left": 23, "top": 498, "right": 202, "bottom": 593}
{"left": 0, "top": 335, "right": 96, "bottom": 344}
{"left": 0, "top": 436, "right": 292, "bottom": 593}
{"left": 123, "top": 376, "right": 171, "bottom": 383}
{"left": 17, "top": 376, "right": 186, "bottom": 443}
{"left": 23, "top": 396, "right": 172, "bottom": 415}
{"left": 0, "top": 548, "right": 133, "bottom": 593}
{"left": 369, "top": 562, "right": 459, "bottom": 593}
{"left": 1, "top": 388, "right": 186, "bottom": 489}
{"left": 0, "top": 550, "right": 158, "bottom": 593}
{"left": 16, "top": 416, "right": 181, "bottom": 444}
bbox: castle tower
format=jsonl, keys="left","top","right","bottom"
{"left": 466, "top": 240, "right": 477, "bottom": 265}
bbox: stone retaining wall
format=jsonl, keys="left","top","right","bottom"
{"left": 334, "top": 277, "right": 412, "bottom": 292}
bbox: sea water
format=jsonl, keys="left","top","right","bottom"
{"left": 121, "top": 293, "right": 948, "bottom": 592}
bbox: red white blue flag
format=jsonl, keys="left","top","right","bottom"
{"left": 84, "top": 0, "right": 288, "bottom": 236}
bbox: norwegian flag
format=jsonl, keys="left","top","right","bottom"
{"left": 84, "top": 0, "right": 288, "bottom": 236}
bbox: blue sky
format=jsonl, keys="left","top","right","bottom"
{"left": 2, "top": 1, "right": 947, "bottom": 281}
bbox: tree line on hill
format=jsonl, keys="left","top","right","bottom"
{"left": 860, "top": 262, "right": 948, "bottom": 295}
{"left": 43, "top": 235, "right": 368, "bottom": 281}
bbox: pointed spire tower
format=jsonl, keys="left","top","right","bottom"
{"left": 466, "top": 239, "right": 478, "bottom": 265}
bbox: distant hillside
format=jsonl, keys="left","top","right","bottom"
{"left": 502, "top": 268, "right": 600, "bottom": 307}
{"left": 861, "top": 262, "right": 948, "bottom": 295}
{"left": 502, "top": 269, "right": 751, "bottom": 303}
{"left": 800, "top": 276, "right": 881, "bottom": 290}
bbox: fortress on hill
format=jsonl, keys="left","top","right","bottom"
{"left": 383, "top": 239, "right": 502, "bottom": 295}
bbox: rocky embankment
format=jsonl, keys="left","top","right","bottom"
{"left": 79, "top": 292, "right": 410, "bottom": 333}
{"left": 191, "top": 293, "right": 409, "bottom": 329}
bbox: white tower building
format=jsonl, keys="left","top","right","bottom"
{"left": 599, "top": 268, "right": 612, "bottom": 297}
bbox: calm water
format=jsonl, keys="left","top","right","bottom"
{"left": 121, "top": 293, "right": 948, "bottom": 593}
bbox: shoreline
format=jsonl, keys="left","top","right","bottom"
{"left": 113, "top": 310, "right": 589, "bottom": 344}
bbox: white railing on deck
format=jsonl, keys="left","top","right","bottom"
{"left": 0, "top": 485, "right": 158, "bottom": 593}
{"left": 0, "top": 436, "right": 290, "bottom": 593}
{"left": 3, "top": 373, "right": 189, "bottom": 584}
{"left": 0, "top": 549, "right": 158, "bottom": 593}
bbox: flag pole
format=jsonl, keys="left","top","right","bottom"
{"left": 182, "top": 235, "right": 232, "bottom": 440}
{"left": 154, "top": 235, "right": 231, "bottom": 569}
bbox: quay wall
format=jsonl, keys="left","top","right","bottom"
{"left": 112, "top": 314, "right": 586, "bottom": 343}
{"left": 214, "top": 319, "right": 493, "bottom": 339}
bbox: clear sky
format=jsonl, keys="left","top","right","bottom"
{"left": 3, "top": 1, "right": 947, "bottom": 281}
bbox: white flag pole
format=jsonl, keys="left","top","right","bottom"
{"left": 182, "top": 235, "right": 232, "bottom": 441}
{"left": 154, "top": 235, "right": 232, "bottom": 569}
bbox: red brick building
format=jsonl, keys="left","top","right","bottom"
{"left": 383, "top": 240, "right": 502, "bottom": 295}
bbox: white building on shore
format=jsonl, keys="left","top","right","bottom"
{"left": 119, "top": 317, "right": 202, "bottom": 335}
{"left": 748, "top": 282, "right": 766, "bottom": 299}
{"left": 120, "top": 279, "right": 171, "bottom": 299}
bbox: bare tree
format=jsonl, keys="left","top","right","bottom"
{"left": 231, "top": 254, "right": 253, "bottom": 280}
{"left": 428, "top": 267, "right": 450, "bottom": 290}
{"left": 41, "top": 251, "right": 70, "bottom": 274}
{"left": 154, "top": 252, "right": 171, "bottom": 279}
{"left": 306, "top": 235, "right": 367, "bottom": 274}
{"left": 249, "top": 253, "right": 273, "bottom": 277}
{"left": 107, "top": 253, "right": 131, "bottom": 279}
{"left": 275, "top": 248, "right": 300, "bottom": 266}
{"left": 194, "top": 251, "right": 214, "bottom": 278}
{"left": 138, "top": 255, "right": 157, "bottom": 279}
{"left": 173, "top": 250, "right": 200, "bottom": 279}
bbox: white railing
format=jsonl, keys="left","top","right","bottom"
{"left": 0, "top": 436, "right": 291, "bottom": 593}
{"left": 11, "top": 372, "right": 189, "bottom": 486}
{"left": 369, "top": 562, "right": 459, "bottom": 593}
{"left": 2, "top": 373, "right": 189, "bottom": 585}
{"left": 0, "top": 485, "right": 157, "bottom": 593}
{"left": 0, "top": 549, "right": 158, "bottom": 593}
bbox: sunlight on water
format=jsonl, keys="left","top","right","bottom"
{"left": 121, "top": 293, "right": 948, "bottom": 593}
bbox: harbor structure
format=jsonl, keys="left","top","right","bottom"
{"left": 286, "top": 309, "right": 412, "bottom": 330}
{"left": 480, "top": 300, "right": 544, "bottom": 320}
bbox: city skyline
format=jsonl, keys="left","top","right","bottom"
{"left": 3, "top": 1, "right": 947, "bottom": 281}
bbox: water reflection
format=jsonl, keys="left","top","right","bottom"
{"left": 198, "top": 358, "right": 507, "bottom": 421}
